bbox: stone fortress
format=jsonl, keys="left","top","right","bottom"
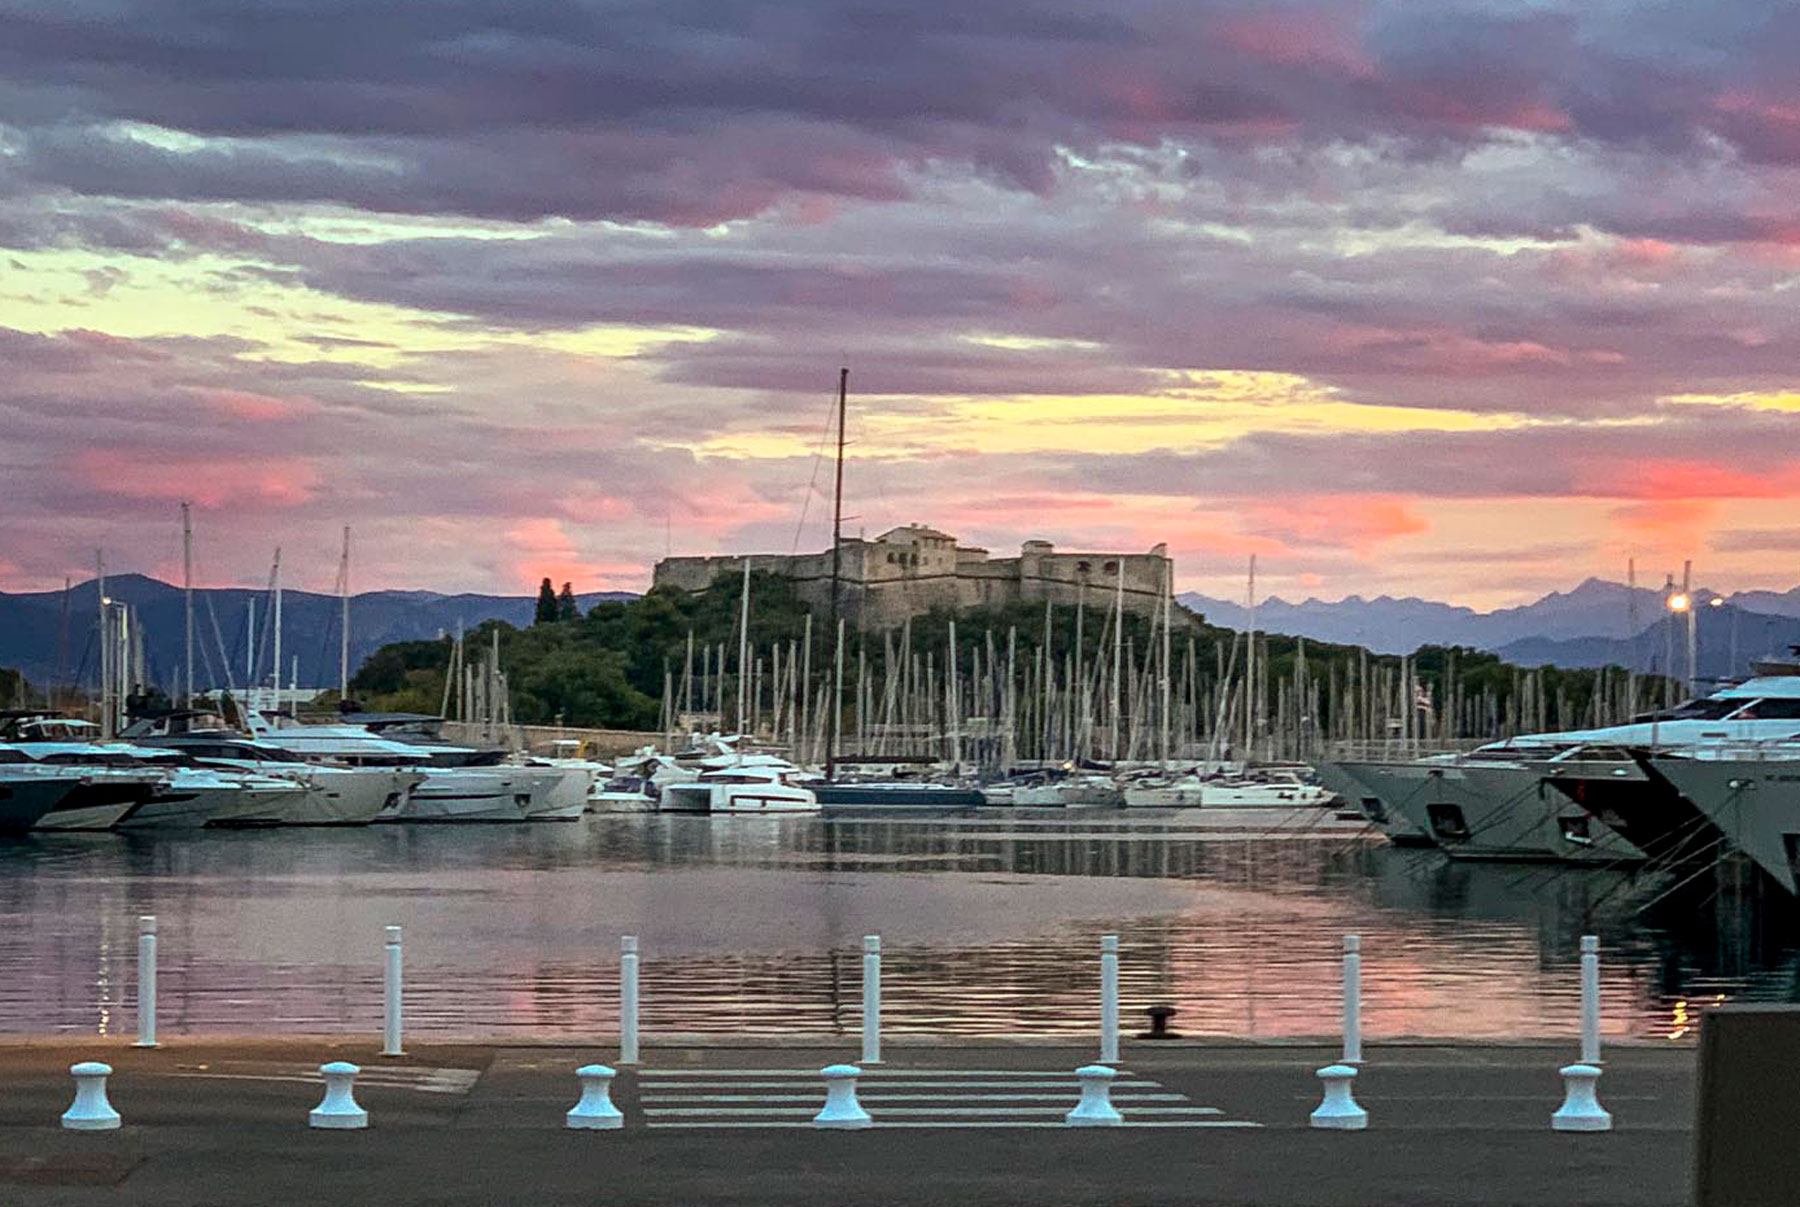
{"left": 653, "top": 524, "right": 1175, "bottom": 629}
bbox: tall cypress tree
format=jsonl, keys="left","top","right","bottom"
{"left": 558, "top": 582, "right": 578, "bottom": 621}
{"left": 534, "top": 577, "right": 558, "bottom": 625}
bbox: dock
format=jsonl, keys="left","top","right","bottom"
{"left": 0, "top": 1039, "right": 1693, "bottom": 1205}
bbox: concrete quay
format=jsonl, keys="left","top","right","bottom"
{"left": 0, "top": 1039, "right": 1694, "bottom": 1206}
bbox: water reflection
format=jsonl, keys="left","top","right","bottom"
{"left": 0, "top": 815, "right": 1796, "bottom": 1040}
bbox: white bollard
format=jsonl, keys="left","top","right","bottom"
{"left": 861, "top": 935, "right": 882, "bottom": 1066}
{"left": 309, "top": 1062, "right": 368, "bottom": 1129}
{"left": 1100, "top": 934, "right": 1120, "bottom": 1065}
{"left": 566, "top": 1064, "right": 623, "bottom": 1130}
{"left": 619, "top": 936, "right": 640, "bottom": 1066}
{"left": 1065, "top": 1064, "right": 1123, "bottom": 1127}
{"left": 382, "top": 926, "right": 404, "bottom": 1057}
{"left": 813, "top": 1064, "right": 873, "bottom": 1129}
{"left": 1343, "top": 933, "right": 1363, "bottom": 1065}
{"left": 1579, "top": 935, "right": 1601, "bottom": 1066}
{"left": 134, "top": 915, "right": 157, "bottom": 1049}
{"left": 1310, "top": 1063, "right": 1368, "bottom": 1130}
{"left": 1552, "top": 1064, "right": 1612, "bottom": 1132}
{"left": 62, "top": 1062, "right": 121, "bottom": 1131}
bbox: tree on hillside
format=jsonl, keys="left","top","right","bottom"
{"left": 558, "top": 582, "right": 578, "bottom": 621}
{"left": 534, "top": 577, "right": 558, "bottom": 625}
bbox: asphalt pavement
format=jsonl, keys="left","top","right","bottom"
{"left": 0, "top": 1039, "right": 1695, "bottom": 1206}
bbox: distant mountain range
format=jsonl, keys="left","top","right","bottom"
{"left": 0, "top": 575, "right": 633, "bottom": 693}
{"left": 6, "top": 573, "right": 1798, "bottom": 695}
{"left": 1179, "top": 577, "right": 1800, "bottom": 679}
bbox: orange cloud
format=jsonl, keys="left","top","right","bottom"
{"left": 1244, "top": 494, "right": 1429, "bottom": 554}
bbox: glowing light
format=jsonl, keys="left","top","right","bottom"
{"left": 1667, "top": 593, "right": 1691, "bottom": 612}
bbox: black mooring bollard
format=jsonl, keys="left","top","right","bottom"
{"left": 1137, "top": 1005, "right": 1181, "bottom": 1040}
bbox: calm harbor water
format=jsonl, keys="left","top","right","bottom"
{"left": 1, "top": 814, "right": 1794, "bottom": 1042}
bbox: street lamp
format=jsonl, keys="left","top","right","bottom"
{"left": 1667, "top": 592, "right": 1696, "bottom": 697}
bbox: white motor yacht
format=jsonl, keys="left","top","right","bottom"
{"left": 0, "top": 761, "right": 84, "bottom": 832}
{"left": 243, "top": 718, "right": 535, "bottom": 823}
{"left": 590, "top": 774, "right": 659, "bottom": 812}
{"left": 658, "top": 766, "right": 820, "bottom": 814}
{"left": 0, "top": 746, "right": 156, "bottom": 831}
{"left": 1123, "top": 768, "right": 1334, "bottom": 808}
{"left": 1012, "top": 775, "right": 1124, "bottom": 808}
{"left": 133, "top": 733, "right": 421, "bottom": 825}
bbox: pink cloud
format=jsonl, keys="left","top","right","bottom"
{"left": 76, "top": 449, "right": 321, "bottom": 508}
{"left": 198, "top": 389, "right": 310, "bottom": 422}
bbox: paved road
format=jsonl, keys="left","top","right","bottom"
{"left": 0, "top": 1040, "right": 1693, "bottom": 1206}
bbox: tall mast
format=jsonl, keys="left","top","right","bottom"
{"left": 1160, "top": 555, "right": 1172, "bottom": 764}
{"left": 181, "top": 502, "right": 194, "bottom": 706}
{"left": 825, "top": 365, "right": 848, "bottom": 780}
{"left": 270, "top": 547, "right": 283, "bottom": 711}
{"left": 1244, "top": 554, "right": 1257, "bottom": 762}
{"left": 96, "top": 550, "right": 109, "bottom": 737}
{"left": 338, "top": 526, "right": 352, "bottom": 699}
{"left": 737, "top": 558, "right": 752, "bottom": 736}
{"left": 56, "top": 576, "right": 71, "bottom": 710}
{"left": 1110, "top": 558, "right": 1124, "bottom": 761}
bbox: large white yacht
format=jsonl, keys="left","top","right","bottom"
{"left": 1318, "top": 662, "right": 1800, "bottom": 863}
{"left": 4, "top": 716, "right": 165, "bottom": 830}
{"left": 245, "top": 717, "right": 577, "bottom": 822}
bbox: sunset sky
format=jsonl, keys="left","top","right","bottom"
{"left": 3, "top": 0, "right": 1799, "bottom": 608}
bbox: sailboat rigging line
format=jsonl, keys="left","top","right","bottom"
{"left": 789, "top": 382, "right": 842, "bottom": 556}
{"left": 1630, "top": 837, "right": 1733, "bottom": 915}
{"left": 824, "top": 365, "right": 848, "bottom": 781}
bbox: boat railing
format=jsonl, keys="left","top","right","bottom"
{"left": 1319, "top": 738, "right": 1494, "bottom": 763}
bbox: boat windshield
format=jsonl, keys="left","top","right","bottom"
{"left": 1634, "top": 698, "right": 1739, "bottom": 722}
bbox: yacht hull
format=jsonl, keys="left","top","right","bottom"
{"left": 385, "top": 769, "right": 531, "bottom": 822}
{"left": 1544, "top": 762, "right": 1723, "bottom": 867}
{"left": 1312, "top": 761, "right": 1434, "bottom": 846}
{"left": 0, "top": 776, "right": 82, "bottom": 833}
{"left": 1340, "top": 760, "right": 1644, "bottom": 863}
{"left": 521, "top": 767, "right": 588, "bottom": 821}
{"left": 30, "top": 775, "right": 156, "bottom": 831}
{"left": 119, "top": 782, "right": 304, "bottom": 829}
{"left": 1642, "top": 756, "right": 1800, "bottom": 893}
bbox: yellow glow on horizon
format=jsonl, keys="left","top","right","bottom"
{"left": 681, "top": 374, "right": 1528, "bottom": 460}
{"left": 0, "top": 247, "right": 720, "bottom": 371}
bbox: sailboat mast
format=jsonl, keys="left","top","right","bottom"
{"left": 96, "top": 550, "right": 109, "bottom": 737}
{"left": 737, "top": 558, "right": 751, "bottom": 736}
{"left": 1244, "top": 554, "right": 1257, "bottom": 762}
{"left": 825, "top": 366, "right": 848, "bottom": 779}
{"left": 181, "top": 502, "right": 194, "bottom": 706}
{"left": 339, "top": 526, "right": 351, "bottom": 699}
{"left": 271, "top": 547, "right": 283, "bottom": 711}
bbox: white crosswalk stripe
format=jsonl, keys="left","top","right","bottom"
{"left": 634, "top": 1067, "right": 1256, "bottom": 1130}
{"left": 169, "top": 1065, "right": 482, "bottom": 1095}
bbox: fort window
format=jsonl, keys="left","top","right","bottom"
{"left": 1104, "top": 561, "right": 1118, "bottom": 573}
{"left": 1076, "top": 561, "right": 1091, "bottom": 573}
